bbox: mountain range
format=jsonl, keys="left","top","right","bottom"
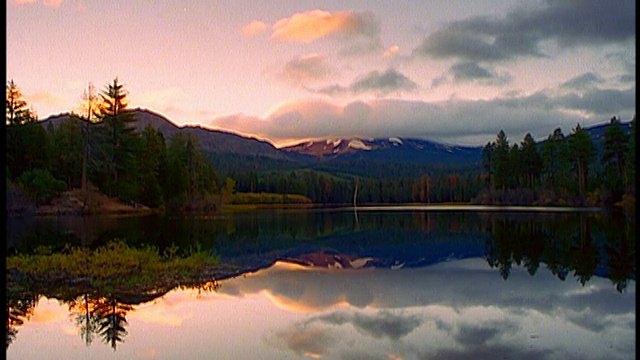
{"left": 41, "top": 108, "right": 632, "bottom": 178}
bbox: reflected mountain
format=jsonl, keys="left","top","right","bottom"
{"left": 7, "top": 209, "right": 635, "bottom": 284}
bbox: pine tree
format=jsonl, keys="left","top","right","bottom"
{"left": 93, "top": 78, "right": 140, "bottom": 199}
{"left": 6, "top": 80, "right": 50, "bottom": 179}
{"left": 137, "top": 125, "right": 166, "bottom": 207}
{"left": 6, "top": 80, "right": 36, "bottom": 126}
{"left": 482, "top": 141, "right": 495, "bottom": 189}
{"left": 520, "top": 133, "right": 542, "bottom": 189}
{"left": 568, "top": 123, "right": 595, "bottom": 200}
{"left": 541, "top": 128, "right": 570, "bottom": 190}
{"left": 493, "top": 130, "right": 510, "bottom": 190}
{"left": 77, "top": 82, "right": 100, "bottom": 192}
{"left": 624, "top": 115, "right": 635, "bottom": 196}
{"left": 602, "top": 116, "right": 629, "bottom": 203}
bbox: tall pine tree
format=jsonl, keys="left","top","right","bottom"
{"left": 568, "top": 123, "right": 595, "bottom": 200}
{"left": 93, "top": 78, "right": 140, "bottom": 199}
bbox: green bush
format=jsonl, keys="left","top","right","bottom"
{"left": 232, "top": 192, "right": 312, "bottom": 204}
{"left": 15, "top": 169, "right": 66, "bottom": 205}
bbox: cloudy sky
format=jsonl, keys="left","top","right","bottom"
{"left": 7, "top": 0, "right": 635, "bottom": 147}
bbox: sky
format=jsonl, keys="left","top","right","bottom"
{"left": 6, "top": 0, "right": 636, "bottom": 147}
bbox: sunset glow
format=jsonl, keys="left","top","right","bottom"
{"left": 6, "top": 1, "right": 635, "bottom": 147}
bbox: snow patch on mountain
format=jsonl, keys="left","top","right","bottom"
{"left": 348, "top": 139, "right": 371, "bottom": 150}
{"left": 389, "top": 137, "right": 403, "bottom": 145}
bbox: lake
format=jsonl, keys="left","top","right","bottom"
{"left": 6, "top": 206, "right": 636, "bottom": 359}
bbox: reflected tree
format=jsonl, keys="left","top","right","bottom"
{"left": 484, "top": 217, "right": 514, "bottom": 280}
{"left": 93, "top": 296, "right": 133, "bottom": 350}
{"left": 520, "top": 221, "right": 545, "bottom": 277}
{"left": 6, "top": 278, "right": 38, "bottom": 349}
{"left": 569, "top": 215, "right": 599, "bottom": 286}
{"left": 605, "top": 214, "right": 635, "bottom": 293}
{"left": 69, "top": 292, "right": 101, "bottom": 346}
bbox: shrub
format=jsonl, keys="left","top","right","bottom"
{"left": 15, "top": 169, "right": 66, "bottom": 205}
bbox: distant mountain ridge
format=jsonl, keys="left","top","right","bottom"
{"left": 41, "top": 108, "right": 293, "bottom": 160}
{"left": 39, "top": 109, "right": 632, "bottom": 176}
{"left": 281, "top": 137, "right": 479, "bottom": 157}
{"left": 281, "top": 136, "right": 483, "bottom": 168}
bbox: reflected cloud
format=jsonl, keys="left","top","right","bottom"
{"left": 129, "top": 306, "right": 191, "bottom": 327}
{"left": 30, "top": 298, "right": 67, "bottom": 324}
{"left": 220, "top": 259, "right": 634, "bottom": 359}
{"left": 6, "top": 257, "right": 634, "bottom": 360}
{"left": 309, "top": 310, "right": 422, "bottom": 340}
{"left": 271, "top": 324, "right": 337, "bottom": 358}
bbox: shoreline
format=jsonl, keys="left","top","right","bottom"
{"left": 8, "top": 202, "right": 613, "bottom": 218}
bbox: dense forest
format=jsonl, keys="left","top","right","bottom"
{"left": 5, "top": 78, "right": 636, "bottom": 214}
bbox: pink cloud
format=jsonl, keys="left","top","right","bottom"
{"left": 271, "top": 9, "right": 375, "bottom": 43}
{"left": 384, "top": 45, "right": 399, "bottom": 57}
{"left": 241, "top": 20, "right": 269, "bottom": 37}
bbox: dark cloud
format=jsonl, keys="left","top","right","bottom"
{"left": 414, "top": 25, "right": 532, "bottom": 62}
{"left": 314, "top": 68, "right": 418, "bottom": 96}
{"left": 556, "top": 86, "right": 636, "bottom": 116}
{"left": 427, "top": 343, "right": 555, "bottom": 360}
{"left": 451, "top": 62, "right": 493, "bottom": 81}
{"left": 336, "top": 11, "right": 384, "bottom": 56}
{"left": 311, "top": 83, "right": 349, "bottom": 95}
{"left": 560, "top": 72, "right": 604, "bottom": 90}
{"left": 274, "top": 325, "right": 336, "bottom": 358}
{"left": 453, "top": 320, "right": 518, "bottom": 346}
{"left": 616, "top": 74, "right": 635, "bottom": 83}
{"left": 449, "top": 62, "right": 511, "bottom": 85}
{"left": 351, "top": 69, "right": 418, "bottom": 94}
{"left": 280, "top": 54, "right": 333, "bottom": 85}
{"left": 313, "top": 310, "right": 423, "bottom": 340}
{"left": 431, "top": 74, "right": 448, "bottom": 88}
{"left": 413, "top": 1, "right": 636, "bottom": 62}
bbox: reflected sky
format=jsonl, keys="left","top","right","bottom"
{"left": 7, "top": 258, "right": 635, "bottom": 360}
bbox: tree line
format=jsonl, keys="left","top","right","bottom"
{"left": 479, "top": 118, "right": 635, "bottom": 207}
{"left": 6, "top": 79, "right": 223, "bottom": 213}
{"left": 6, "top": 78, "right": 636, "bottom": 212}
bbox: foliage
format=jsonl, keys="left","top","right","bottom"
{"left": 48, "top": 114, "right": 84, "bottom": 188}
{"left": 91, "top": 78, "right": 141, "bottom": 199}
{"left": 6, "top": 79, "right": 37, "bottom": 126}
{"left": 163, "top": 132, "right": 219, "bottom": 211}
{"left": 15, "top": 169, "right": 66, "bottom": 206}
{"left": 6, "top": 120, "right": 51, "bottom": 180}
{"left": 601, "top": 116, "right": 630, "bottom": 204}
{"left": 231, "top": 192, "right": 312, "bottom": 205}
{"left": 568, "top": 123, "right": 596, "bottom": 200}
{"left": 6, "top": 177, "right": 37, "bottom": 215}
{"left": 137, "top": 125, "right": 166, "bottom": 208}
{"left": 6, "top": 239, "right": 220, "bottom": 293}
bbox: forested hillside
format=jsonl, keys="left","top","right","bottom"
{"left": 6, "top": 79, "right": 636, "bottom": 213}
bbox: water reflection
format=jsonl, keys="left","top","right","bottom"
{"left": 6, "top": 208, "right": 636, "bottom": 359}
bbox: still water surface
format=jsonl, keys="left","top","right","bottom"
{"left": 6, "top": 207, "right": 636, "bottom": 359}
